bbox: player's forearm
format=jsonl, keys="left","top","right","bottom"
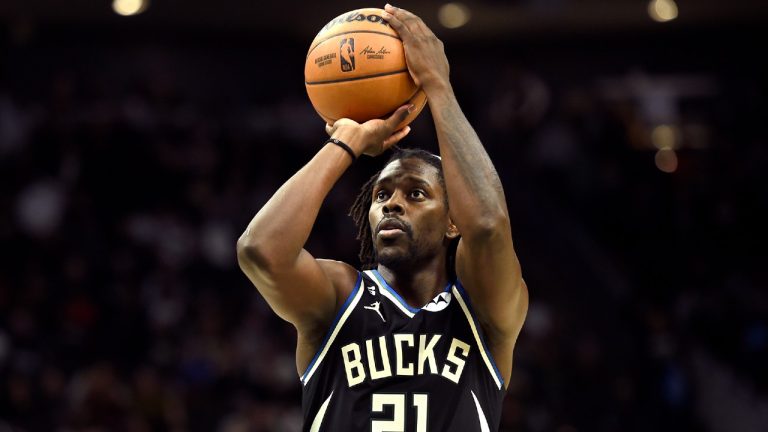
{"left": 429, "top": 87, "right": 510, "bottom": 236}
{"left": 237, "top": 144, "right": 352, "bottom": 271}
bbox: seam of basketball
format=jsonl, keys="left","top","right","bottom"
{"left": 311, "top": 88, "right": 424, "bottom": 122}
{"left": 378, "top": 88, "right": 425, "bottom": 119}
{"left": 305, "top": 69, "right": 409, "bottom": 85}
{"left": 307, "top": 30, "right": 401, "bottom": 58}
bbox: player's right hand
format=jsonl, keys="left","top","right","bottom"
{"left": 325, "top": 104, "right": 413, "bottom": 157}
{"left": 383, "top": 4, "right": 451, "bottom": 96}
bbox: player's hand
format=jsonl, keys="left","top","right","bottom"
{"left": 383, "top": 4, "right": 450, "bottom": 95}
{"left": 325, "top": 104, "right": 412, "bottom": 157}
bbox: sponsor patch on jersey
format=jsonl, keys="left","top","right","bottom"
{"left": 423, "top": 292, "right": 452, "bottom": 312}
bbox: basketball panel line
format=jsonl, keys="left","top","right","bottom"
{"left": 305, "top": 69, "right": 409, "bottom": 85}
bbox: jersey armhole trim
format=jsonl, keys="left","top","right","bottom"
{"left": 453, "top": 280, "right": 505, "bottom": 390}
{"left": 300, "top": 272, "right": 364, "bottom": 385}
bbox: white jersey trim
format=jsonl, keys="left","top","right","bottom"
{"left": 471, "top": 390, "right": 492, "bottom": 432}
{"left": 300, "top": 275, "right": 365, "bottom": 385}
{"left": 309, "top": 391, "right": 334, "bottom": 432}
{"left": 453, "top": 285, "right": 505, "bottom": 390}
{"left": 364, "top": 270, "right": 417, "bottom": 318}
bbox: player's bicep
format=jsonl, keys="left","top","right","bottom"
{"left": 238, "top": 248, "right": 339, "bottom": 329}
{"left": 455, "top": 232, "right": 527, "bottom": 340}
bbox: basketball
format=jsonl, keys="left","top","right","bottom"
{"left": 304, "top": 8, "right": 427, "bottom": 128}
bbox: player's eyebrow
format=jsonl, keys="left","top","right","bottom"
{"left": 374, "top": 175, "right": 433, "bottom": 190}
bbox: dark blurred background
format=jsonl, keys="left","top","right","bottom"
{"left": 1, "top": 0, "right": 767, "bottom": 431}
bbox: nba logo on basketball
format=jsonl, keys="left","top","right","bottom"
{"left": 339, "top": 38, "right": 355, "bottom": 72}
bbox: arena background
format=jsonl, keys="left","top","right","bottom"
{"left": 1, "top": 0, "right": 766, "bottom": 430}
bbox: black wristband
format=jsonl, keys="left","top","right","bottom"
{"left": 325, "top": 138, "right": 357, "bottom": 162}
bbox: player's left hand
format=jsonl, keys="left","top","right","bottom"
{"left": 325, "top": 104, "right": 413, "bottom": 157}
{"left": 383, "top": 4, "right": 451, "bottom": 95}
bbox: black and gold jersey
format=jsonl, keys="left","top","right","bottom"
{"left": 301, "top": 270, "right": 506, "bottom": 431}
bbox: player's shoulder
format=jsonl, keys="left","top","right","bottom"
{"left": 317, "top": 259, "right": 360, "bottom": 303}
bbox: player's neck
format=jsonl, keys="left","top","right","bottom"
{"left": 376, "top": 257, "right": 450, "bottom": 309}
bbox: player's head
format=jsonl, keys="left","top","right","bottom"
{"left": 349, "top": 148, "right": 460, "bottom": 274}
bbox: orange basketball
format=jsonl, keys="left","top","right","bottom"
{"left": 304, "top": 8, "right": 427, "bottom": 128}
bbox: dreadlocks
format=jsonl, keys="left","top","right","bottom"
{"left": 348, "top": 147, "right": 456, "bottom": 275}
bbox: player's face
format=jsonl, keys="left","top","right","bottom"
{"left": 369, "top": 158, "right": 452, "bottom": 268}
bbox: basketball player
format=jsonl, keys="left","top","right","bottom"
{"left": 237, "top": 5, "right": 528, "bottom": 431}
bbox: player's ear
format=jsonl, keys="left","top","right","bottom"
{"left": 446, "top": 219, "right": 460, "bottom": 240}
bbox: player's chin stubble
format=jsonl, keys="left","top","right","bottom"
{"left": 374, "top": 234, "right": 423, "bottom": 269}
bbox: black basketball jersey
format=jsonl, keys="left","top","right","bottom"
{"left": 301, "top": 269, "right": 507, "bottom": 431}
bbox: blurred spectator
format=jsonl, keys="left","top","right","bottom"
{"left": 0, "top": 8, "right": 766, "bottom": 432}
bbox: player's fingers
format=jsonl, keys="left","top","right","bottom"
{"left": 410, "top": 16, "right": 435, "bottom": 39}
{"left": 384, "top": 4, "right": 422, "bottom": 34}
{"left": 383, "top": 126, "right": 411, "bottom": 149}
{"left": 384, "top": 104, "right": 412, "bottom": 131}
{"left": 327, "top": 118, "right": 359, "bottom": 136}
{"left": 382, "top": 7, "right": 408, "bottom": 36}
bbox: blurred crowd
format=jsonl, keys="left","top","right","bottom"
{"left": 1, "top": 19, "right": 766, "bottom": 432}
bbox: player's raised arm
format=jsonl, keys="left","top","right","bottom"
{"left": 384, "top": 4, "right": 528, "bottom": 386}
{"left": 235, "top": 107, "right": 411, "bottom": 365}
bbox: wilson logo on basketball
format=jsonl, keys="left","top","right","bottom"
{"left": 339, "top": 38, "right": 355, "bottom": 72}
{"left": 321, "top": 12, "right": 389, "bottom": 32}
